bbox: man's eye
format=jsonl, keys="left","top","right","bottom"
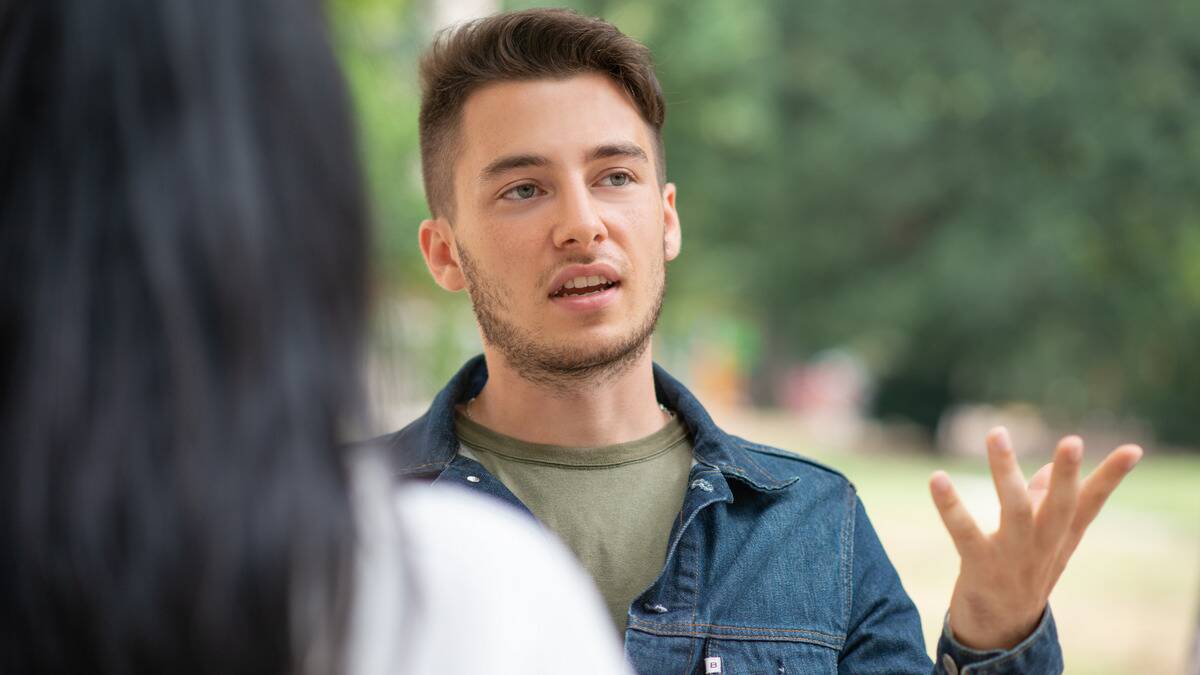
{"left": 502, "top": 184, "right": 542, "bottom": 200}
{"left": 601, "top": 172, "right": 632, "bottom": 187}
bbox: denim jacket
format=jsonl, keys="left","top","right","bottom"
{"left": 377, "top": 356, "right": 1063, "bottom": 674}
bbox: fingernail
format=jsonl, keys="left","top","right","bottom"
{"left": 1125, "top": 445, "right": 1144, "bottom": 469}
{"left": 931, "top": 472, "right": 951, "bottom": 493}
{"left": 990, "top": 426, "right": 1011, "bottom": 451}
{"left": 1064, "top": 437, "right": 1083, "bottom": 462}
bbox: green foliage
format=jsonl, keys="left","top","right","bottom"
{"left": 730, "top": 0, "right": 1200, "bottom": 444}
{"left": 332, "top": 0, "right": 1200, "bottom": 446}
{"left": 331, "top": 0, "right": 429, "bottom": 289}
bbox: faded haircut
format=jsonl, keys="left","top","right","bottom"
{"left": 418, "top": 7, "right": 667, "bottom": 220}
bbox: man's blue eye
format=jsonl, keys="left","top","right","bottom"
{"left": 504, "top": 184, "right": 539, "bottom": 200}
{"left": 606, "top": 173, "right": 630, "bottom": 187}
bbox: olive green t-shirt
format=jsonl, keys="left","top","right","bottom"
{"left": 454, "top": 411, "right": 693, "bottom": 632}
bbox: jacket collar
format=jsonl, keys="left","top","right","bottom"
{"left": 385, "top": 355, "right": 798, "bottom": 492}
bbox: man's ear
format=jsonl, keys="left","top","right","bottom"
{"left": 662, "top": 182, "right": 682, "bottom": 261}
{"left": 418, "top": 217, "right": 466, "bottom": 292}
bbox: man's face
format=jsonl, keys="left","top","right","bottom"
{"left": 429, "top": 73, "right": 681, "bottom": 383}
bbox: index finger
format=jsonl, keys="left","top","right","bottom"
{"left": 930, "top": 471, "right": 986, "bottom": 555}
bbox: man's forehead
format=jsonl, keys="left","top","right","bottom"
{"left": 457, "top": 73, "right": 654, "bottom": 172}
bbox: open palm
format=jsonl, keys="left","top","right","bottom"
{"left": 929, "top": 427, "right": 1143, "bottom": 649}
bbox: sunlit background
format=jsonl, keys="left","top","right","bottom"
{"left": 331, "top": 1, "right": 1200, "bottom": 672}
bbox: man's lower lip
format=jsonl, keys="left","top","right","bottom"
{"left": 549, "top": 284, "right": 619, "bottom": 309}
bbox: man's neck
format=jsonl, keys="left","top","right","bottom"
{"left": 465, "top": 346, "right": 667, "bottom": 448}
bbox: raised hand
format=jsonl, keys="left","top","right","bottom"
{"left": 929, "top": 427, "right": 1143, "bottom": 650}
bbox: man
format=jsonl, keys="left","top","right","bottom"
{"left": 380, "top": 8, "right": 1143, "bottom": 673}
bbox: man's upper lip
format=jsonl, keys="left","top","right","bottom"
{"left": 548, "top": 263, "right": 621, "bottom": 295}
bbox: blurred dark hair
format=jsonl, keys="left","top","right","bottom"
{"left": 0, "top": 0, "right": 368, "bottom": 672}
{"left": 418, "top": 7, "right": 666, "bottom": 220}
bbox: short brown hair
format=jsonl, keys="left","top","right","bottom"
{"left": 418, "top": 8, "right": 666, "bottom": 219}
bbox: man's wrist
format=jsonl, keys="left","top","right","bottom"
{"left": 947, "top": 604, "right": 1044, "bottom": 651}
{"left": 937, "top": 606, "right": 1063, "bottom": 674}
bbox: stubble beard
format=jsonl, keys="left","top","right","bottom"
{"left": 456, "top": 243, "right": 665, "bottom": 392}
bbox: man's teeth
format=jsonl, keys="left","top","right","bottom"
{"left": 554, "top": 275, "right": 616, "bottom": 297}
{"left": 563, "top": 275, "right": 607, "bottom": 289}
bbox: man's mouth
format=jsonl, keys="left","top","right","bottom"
{"left": 550, "top": 274, "right": 620, "bottom": 298}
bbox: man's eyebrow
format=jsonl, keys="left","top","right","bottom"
{"left": 479, "top": 153, "right": 549, "bottom": 181}
{"left": 589, "top": 142, "right": 648, "bottom": 163}
{"left": 478, "top": 143, "right": 648, "bottom": 182}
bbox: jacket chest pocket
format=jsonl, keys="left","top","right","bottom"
{"left": 696, "top": 638, "right": 838, "bottom": 675}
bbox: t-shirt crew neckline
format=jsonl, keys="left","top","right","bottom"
{"left": 454, "top": 411, "right": 688, "bottom": 470}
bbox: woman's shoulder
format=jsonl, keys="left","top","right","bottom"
{"left": 347, "top": 453, "right": 631, "bottom": 675}
{"left": 394, "top": 485, "right": 631, "bottom": 665}
{"left": 396, "top": 484, "right": 588, "bottom": 589}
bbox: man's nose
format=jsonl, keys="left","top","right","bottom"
{"left": 551, "top": 183, "right": 608, "bottom": 249}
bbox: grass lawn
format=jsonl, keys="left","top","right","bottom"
{"left": 716, "top": 409, "right": 1200, "bottom": 675}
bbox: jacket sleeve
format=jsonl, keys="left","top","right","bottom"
{"left": 839, "top": 496, "right": 1064, "bottom": 675}
{"left": 935, "top": 607, "right": 1062, "bottom": 674}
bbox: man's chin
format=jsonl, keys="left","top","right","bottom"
{"left": 531, "top": 337, "right": 649, "bottom": 371}
{"left": 490, "top": 330, "right": 653, "bottom": 387}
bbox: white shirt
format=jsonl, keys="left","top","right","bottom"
{"left": 346, "top": 452, "right": 634, "bottom": 675}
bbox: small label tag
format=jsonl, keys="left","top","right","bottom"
{"left": 704, "top": 656, "right": 723, "bottom": 674}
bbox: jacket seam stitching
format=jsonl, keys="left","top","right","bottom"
{"left": 724, "top": 460, "right": 798, "bottom": 491}
{"left": 633, "top": 620, "right": 844, "bottom": 640}
{"left": 738, "top": 447, "right": 780, "bottom": 483}
{"left": 840, "top": 484, "right": 856, "bottom": 631}
{"left": 628, "top": 625, "right": 842, "bottom": 649}
{"left": 740, "top": 442, "right": 849, "bottom": 477}
{"left": 684, "top": 532, "right": 700, "bottom": 675}
{"left": 394, "top": 460, "right": 445, "bottom": 473}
